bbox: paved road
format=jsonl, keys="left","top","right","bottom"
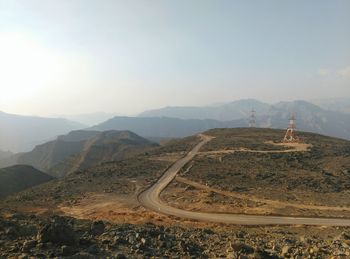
{"left": 138, "top": 135, "right": 350, "bottom": 226}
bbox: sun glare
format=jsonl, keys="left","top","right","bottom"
{"left": 0, "top": 33, "right": 62, "bottom": 101}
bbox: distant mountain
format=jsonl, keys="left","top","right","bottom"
{"left": 311, "top": 98, "right": 350, "bottom": 115}
{"left": 135, "top": 100, "right": 350, "bottom": 140}
{"left": 0, "top": 150, "right": 13, "bottom": 160}
{"left": 139, "top": 99, "right": 270, "bottom": 121}
{"left": 61, "top": 112, "right": 119, "bottom": 126}
{"left": 90, "top": 116, "right": 246, "bottom": 139}
{"left": 0, "top": 111, "right": 85, "bottom": 152}
{"left": 1, "top": 130, "right": 157, "bottom": 177}
{"left": 0, "top": 165, "right": 54, "bottom": 199}
{"left": 259, "top": 100, "right": 350, "bottom": 140}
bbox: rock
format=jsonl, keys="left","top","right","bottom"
{"left": 90, "top": 221, "right": 105, "bottom": 236}
{"left": 37, "top": 216, "right": 76, "bottom": 245}
{"left": 36, "top": 242, "right": 45, "bottom": 249}
{"left": 87, "top": 244, "right": 99, "bottom": 254}
{"left": 9, "top": 244, "right": 20, "bottom": 253}
{"left": 5, "top": 227, "right": 18, "bottom": 238}
{"left": 341, "top": 232, "right": 350, "bottom": 240}
{"left": 101, "top": 238, "right": 111, "bottom": 245}
{"left": 20, "top": 225, "right": 37, "bottom": 236}
{"left": 254, "top": 249, "right": 279, "bottom": 259}
{"left": 70, "top": 252, "right": 95, "bottom": 259}
{"left": 281, "top": 245, "right": 290, "bottom": 256}
{"left": 231, "top": 242, "right": 254, "bottom": 254}
{"left": 17, "top": 254, "right": 29, "bottom": 259}
{"left": 11, "top": 213, "right": 27, "bottom": 220}
{"left": 79, "top": 237, "right": 93, "bottom": 246}
{"left": 22, "top": 240, "right": 37, "bottom": 252}
{"left": 116, "top": 253, "right": 127, "bottom": 259}
{"left": 61, "top": 245, "right": 76, "bottom": 256}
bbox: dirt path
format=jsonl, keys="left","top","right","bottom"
{"left": 198, "top": 141, "right": 312, "bottom": 155}
{"left": 176, "top": 176, "right": 350, "bottom": 212}
{"left": 138, "top": 134, "right": 350, "bottom": 226}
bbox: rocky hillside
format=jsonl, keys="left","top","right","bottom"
{"left": 1, "top": 130, "right": 157, "bottom": 177}
{"left": 0, "top": 165, "right": 53, "bottom": 199}
{"left": 0, "top": 111, "right": 84, "bottom": 152}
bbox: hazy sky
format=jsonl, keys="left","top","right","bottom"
{"left": 0, "top": 0, "right": 349, "bottom": 116}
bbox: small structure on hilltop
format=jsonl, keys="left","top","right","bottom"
{"left": 249, "top": 109, "right": 256, "bottom": 128}
{"left": 283, "top": 113, "right": 299, "bottom": 143}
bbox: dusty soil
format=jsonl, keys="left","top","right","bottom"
{"left": 183, "top": 129, "right": 350, "bottom": 208}
{"left": 162, "top": 177, "right": 350, "bottom": 218}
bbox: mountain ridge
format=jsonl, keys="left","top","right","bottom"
{"left": 0, "top": 111, "right": 85, "bottom": 152}
{"left": 0, "top": 130, "right": 157, "bottom": 177}
{"left": 134, "top": 99, "right": 350, "bottom": 140}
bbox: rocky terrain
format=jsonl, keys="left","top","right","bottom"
{"left": 1, "top": 213, "right": 350, "bottom": 258}
{"left": 180, "top": 128, "right": 350, "bottom": 208}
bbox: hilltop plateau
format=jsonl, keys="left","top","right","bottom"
{"left": 163, "top": 128, "right": 350, "bottom": 218}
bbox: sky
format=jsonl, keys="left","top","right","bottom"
{"left": 0, "top": 0, "right": 349, "bottom": 117}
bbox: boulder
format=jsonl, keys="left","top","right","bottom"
{"left": 231, "top": 242, "right": 254, "bottom": 254}
{"left": 61, "top": 245, "right": 76, "bottom": 256}
{"left": 37, "top": 216, "right": 76, "bottom": 245}
{"left": 116, "top": 253, "right": 127, "bottom": 259}
{"left": 90, "top": 221, "right": 105, "bottom": 236}
{"left": 22, "top": 240, "right": 37, "bottom": 252}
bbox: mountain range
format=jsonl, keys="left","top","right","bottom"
{"left": 58, "top": 112, "right": 120, "bottom": 126}
{"left": 139, "top": 99, "right": 271, "bottom": 121}
{"left": 0, "top": 111, "right": 84, "bottom": 153}
{"left": 90, "top": 116, "right": 245, "bottom": 139}
{"left": 0, "top": 130, "right": 156, "bottom": 177}
{"left": 136, "top": 99, "right": 350, "bottom": 140}
{"left": 311, "top": 98, "right": 350, "bottom": 115}
{"left": 1, "top": 99, "right": 350, "bottom": 156}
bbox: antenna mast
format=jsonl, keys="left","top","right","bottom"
{"left": 249, "top": 109, "right": 256, "bottom": 128}
{"left": 283, "top": 113, "right": 299, "bottom": 143}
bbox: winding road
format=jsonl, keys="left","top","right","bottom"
{"left": 138, "top": 135, "right": 350, "bottom": 226}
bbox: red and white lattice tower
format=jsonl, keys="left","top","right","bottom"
{"left": 249, "top": 109, "right": 256, "bottom": 128}
{"left": 283, "top": 113, "right": 299, "bottom": 143}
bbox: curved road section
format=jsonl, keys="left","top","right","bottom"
{"left": 139, "top": 135, "right": 350, "bottom": 226}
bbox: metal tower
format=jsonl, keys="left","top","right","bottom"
{"left": 249, "top": 109, "right": 256, "bottom": 128}
{"left": 283, "top": 113, "right": 299, "bottom": 143}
